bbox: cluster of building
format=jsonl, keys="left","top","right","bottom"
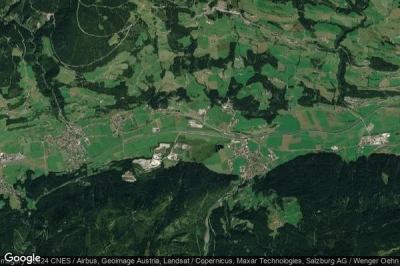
{"left": 132, "top": 142, "right": 194, "bottom": 172}
{"left": 359, "top": 133, "right": 390, "bottom": 146}
{"left": 0, "top": 152, "right": 24, "bottom": 164}
{"left": 54, "top": 124, "right": 87, "bottom": 170}
{"left": 110, "top": 114, "right": 124, "bottom": 136}
{"left": 229, "top": 139, "right": 272, "bottom": 179}
{"left": 133, "top": 153, "right": 163, "bottom": 172}
{"left": 188, "top": 120, "right": 203, "bottom": 128}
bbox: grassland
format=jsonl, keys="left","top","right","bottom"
{"left": 0, "top": 0, "right": 399, "bottom": 220}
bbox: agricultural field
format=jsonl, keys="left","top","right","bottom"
{"left": 1, "top": 0, "right": 400, "bottom": 257}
